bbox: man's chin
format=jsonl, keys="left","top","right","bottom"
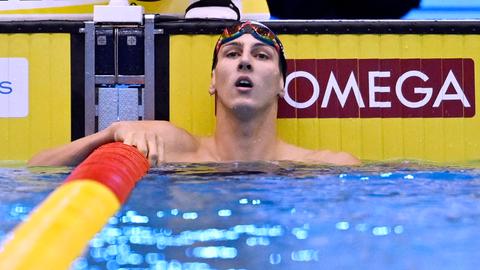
{"left": 231, "top": 103, "right": 257, "bottom": 121}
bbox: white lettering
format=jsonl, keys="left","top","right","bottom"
{"left": 433, "top": 70, "right": 471, "bottom": 107}
{"left": 282, "top": 67, "right": 472, "bottom": 111}
{"left": 396, "top": 70, "right": 432, "bottom": 108}
{"left": 368, "top": 71, "right": 391, "bottom": 108}
{"left": 321, "top": 71, "right": 365, "bottom": 108}
{"left": 283, "top": 71, "right": 320, "bottom": 109}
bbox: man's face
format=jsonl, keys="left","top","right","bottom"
{"left": 211, "top": 34, "right": 284, "bottom": 115}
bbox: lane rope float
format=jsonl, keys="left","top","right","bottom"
{"left": 0, "top": 142, "right": 149, "bottom": 270}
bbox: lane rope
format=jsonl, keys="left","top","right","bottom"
{"left": 0, "top": 142, "right": 149, "bottom": 270}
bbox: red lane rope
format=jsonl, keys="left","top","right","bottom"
{"left": 66, "top": 142, "right": 150, "bottom": 203}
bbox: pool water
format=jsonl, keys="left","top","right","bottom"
{"left": 1, "top": 162, "right": 480, "bottom": 270}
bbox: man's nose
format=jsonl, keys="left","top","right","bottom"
{"left": 238, "top": 60, "right": 252, "bottom": 71}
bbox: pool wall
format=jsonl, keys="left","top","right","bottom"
{"left": 0, "top": 19, "right": 479, "bottom": 163}
{"left": 0, "top": 28, "right": 72, "bottom": 161}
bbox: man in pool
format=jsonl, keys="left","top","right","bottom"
{"left": 28, "top": 21, "right": 359, "bottom": 167}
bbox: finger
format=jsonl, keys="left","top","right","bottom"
{"left": 146, "top": 133, "right": 158, "bottom": 167}
{"left": 156, "top": 135, "right": 165, "bottom": 165}
{"left": 134, "top": 133, "right": 149, "bottom": 158}
{"left": 123, "top": 133, "right": 134, "bottom": 146}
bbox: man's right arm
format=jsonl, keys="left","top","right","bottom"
{"left": 28, "top": 120, "right": 197, "bottom": 167}
{"left": 27, "top": 126, "right": 115, "bottom": 166}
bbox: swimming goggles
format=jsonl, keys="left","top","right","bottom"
{"left": 214, "top": 21, "right": 284, "bottom": 55}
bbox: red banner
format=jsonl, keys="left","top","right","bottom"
{"left": 278, "top": 59, "right": 475, "bottom": 118}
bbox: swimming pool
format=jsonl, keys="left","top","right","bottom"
{"left": 1, "top": 162, "right": 480, "bottom": 269}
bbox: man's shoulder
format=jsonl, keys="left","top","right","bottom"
{"left": 150, "top": 121, "right": 200, "bottom": 150}
{"left": 304, "top": 149, "right": 361, "bottom": 166}
{"left": 277, "top": 142, "right": 360, "bottom": 165}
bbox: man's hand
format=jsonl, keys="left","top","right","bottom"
{"left": 109, "top": 121, "right": 168, "bottom": 166}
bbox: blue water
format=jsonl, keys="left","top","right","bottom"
{"left": 1, "top": 162, "right": 480, "bottom": 270}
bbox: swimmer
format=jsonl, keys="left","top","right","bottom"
{"left": 28, "top": 21, "right": 359, "bottom": 166}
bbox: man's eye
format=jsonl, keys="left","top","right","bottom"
{"left": 256, "top": 53, "right": 269, "bottom": 60}
{"left": 226, "top": 51, "right": 239, "bottom": 58}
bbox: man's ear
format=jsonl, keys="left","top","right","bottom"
{"left": 209, "top": 70, "right": 216, "bottom": 95}
{"left": 278, "top": 77, "right": 285, "bottom": 98}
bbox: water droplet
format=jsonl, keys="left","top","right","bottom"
{"left": 336, "top": 221, "right": 350, "bottom": 231}
{"left": 269, "top": 253, "right": 282, "bottom": 264}
{"left": 218, "top": 209, "right": 232, "bottom": 217}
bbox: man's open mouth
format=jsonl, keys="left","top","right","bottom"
{"left": 235, "top": 77, "right": 254, "bottom": 88}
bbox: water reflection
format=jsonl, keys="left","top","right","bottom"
{"left": 1, "top": 162, "right": 480, "bottom": 269}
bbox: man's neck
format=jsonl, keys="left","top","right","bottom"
{"left": 213, "top": 105, "right": 279, "bottom": 161}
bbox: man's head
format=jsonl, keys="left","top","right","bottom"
{"left": 209, "top": 21, "right": 287, "bottom": 118}
{"left": 212, "top": 21, "right": 287, "bottom": 84}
